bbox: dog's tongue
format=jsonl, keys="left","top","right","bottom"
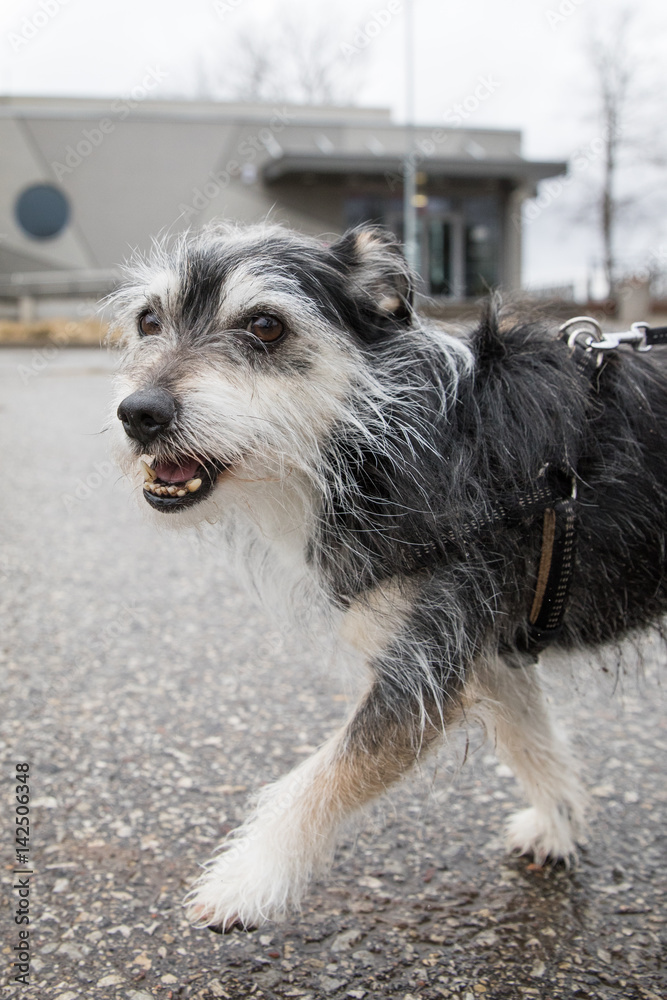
{"left": 154, "top": 459, "right": 200, "bottom": 483}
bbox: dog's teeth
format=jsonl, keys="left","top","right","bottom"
{"left": 141, "top": 460, "right": 156, "bottom": 482}
{"left": 143, "top": 472, "right": 203, "bottom": 499}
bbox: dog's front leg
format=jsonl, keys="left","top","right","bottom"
{"left": 185, "top": 679, "right": 440, "bottom": 932}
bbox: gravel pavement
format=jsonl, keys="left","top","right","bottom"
{"left": 1, "top": 347, "right": 665, "bottom": 1000}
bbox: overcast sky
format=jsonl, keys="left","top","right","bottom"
{"left": 2, "top": 0, "right": 666, "bottom": 290}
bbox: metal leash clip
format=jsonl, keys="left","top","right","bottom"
{"left": 559, "top": 316, "right": 653, "bottom": 362}
{"left": 590, "top": 321, "right": 652, "bottom": 353}
{"left": 558, "top": 316, "right": 605, "bottom": 365}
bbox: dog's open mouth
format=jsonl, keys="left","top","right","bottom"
{"left": 141, "top": 457, "right": 228, "bottom": 512}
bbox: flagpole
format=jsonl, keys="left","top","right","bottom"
{"left": 403, "top": 0, "right": 418, "bottom": 272}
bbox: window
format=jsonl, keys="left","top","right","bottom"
{"left": 427, "top": 219, "right": 454, "bottom": 296}
{"left": 15, "top": 184, "right": 70, "bottom": 239}
{"left": 345, "top": 190, "right": 501, "bottom": 297}
{"left": 463, "top": 196, "right": 500, "bottom": 296}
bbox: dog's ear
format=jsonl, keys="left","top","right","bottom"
{"left": 328, "top": 226, "right": 414, "bottom": 340}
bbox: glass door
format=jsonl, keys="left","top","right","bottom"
{"left": 425, "top": 213, "right": 464, "bottom": 298}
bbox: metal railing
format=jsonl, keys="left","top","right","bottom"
{"left": 0, "top": 268, "right": 122, "bottom": 300}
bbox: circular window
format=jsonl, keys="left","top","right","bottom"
{"left": 15, "top": 184, "right": 70, "bottom": 239}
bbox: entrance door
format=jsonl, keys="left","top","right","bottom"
{"left": 424, "top": 214, "right": 464, "bottom": 298}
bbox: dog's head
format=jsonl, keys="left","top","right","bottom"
{"left": 110, "top": 223, "right": 414, "bottom": 523}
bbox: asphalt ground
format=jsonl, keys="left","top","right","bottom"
{"left": 0, "top": 347, "right": 665, "bottom": 1000}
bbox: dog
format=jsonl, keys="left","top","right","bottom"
{"left": 110, "top": 222, "right": 667, "bottom": 933}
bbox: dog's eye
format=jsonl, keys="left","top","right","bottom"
{"left": 247, "top": 314, "right": 285, "bottom": 344}
{"left": 138, "top": 311, "right": 161, "bottom": 337}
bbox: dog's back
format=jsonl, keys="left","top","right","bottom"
{"left": 462, "top": 312, "right": 667, "bottom": 651}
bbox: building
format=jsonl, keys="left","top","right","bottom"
{"left": 0, "top": 96, "right": 566, "bottom": 316}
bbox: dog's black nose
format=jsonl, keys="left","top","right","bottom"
{"left": 117, "top": 388, "right": 176, "bottom": 445}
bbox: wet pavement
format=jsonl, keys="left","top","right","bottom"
{"left": 1, "top": 347, "right": 665, "bottom": 1000}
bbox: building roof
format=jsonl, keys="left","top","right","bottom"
{"left": 0, "top": 97, "right": 566, "bottom": 286}
{"left": 263, "top": 153, "right": 564, "bottom": 185}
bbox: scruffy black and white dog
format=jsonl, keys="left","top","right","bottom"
{"left": 111, "top": 223, "right": 667, "bottom": 933}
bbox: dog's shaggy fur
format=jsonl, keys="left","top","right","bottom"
{"left": 110, "top": 223, "right": 667, "bottom": 932}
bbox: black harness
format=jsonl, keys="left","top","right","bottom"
{"left": 517, "top": 318, "right": 667, "bottom": 654}
{"left": 412, "top": 318, "right": 667, "bottom": 656}
{"left": 340, "top": 319, "right": 667, "bottom": 654}
{"left": 409, "top": 463, "right": 576, "bottom": 654}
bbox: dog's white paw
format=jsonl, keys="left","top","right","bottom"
{"left": 184, "top": 830, "right": 304, "bottom": 932}
{"left": 505, "top": 806, "right": 580, "bottom": 865}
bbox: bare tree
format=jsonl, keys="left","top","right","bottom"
{"left": 204, "top": 12, "right": 367, "bottom": 106}
{"left": 583, "top": 8, "right": 667, "bottom": 297}
{"left": 590, "top": 13, "right": 630, "bottom": 297}
{"left": 288, "top": 21, "right": 359, "bottom": 105}
{"left": 232, "top": 33, "right": 276, "bottom": 102}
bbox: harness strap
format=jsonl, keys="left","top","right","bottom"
{"left": 410, "top": 466, "right": 573, "bottom": 568}
{"left": 519, "top": 493, "right": 577, "bottom": 652}
{"left": 409, "top": 464, "right": 578, "bottom": 657}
